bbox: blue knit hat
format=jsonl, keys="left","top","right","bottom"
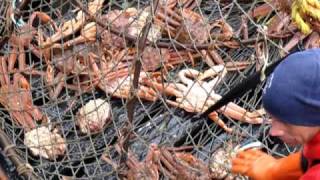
{"left": 262, "top": 48, "right": 320, "bottom": 126}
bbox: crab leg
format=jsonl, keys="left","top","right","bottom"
{"left": 138, "top": 86, "right": 158, "bottom": 101}
{"left": 64, "top": 22, "right": 97, "bottom": 48}
{"left": 46, "top": 70, "right": 65, "bottom": 99}
{"left": 183, "top": 0, "right": 199, "bottom": 10}
{"left": 283, "top": 32, "right": 307, "bottom": 53}
{"left": 157, "top": 8, "right": 182, "bottom": 25}
{"left": 201, "top": 49, "right": 224, "bottom": 67}
{"left": 50, "top": 81, "right": 65, "bottom": 99}
{"left": 249, "top": 3, "right": 274, "bottom": 19}
{"left": 0, "top": 57, "right": 7, "bottom": 86}
{"left": 208, "top": 112, "right": 233, "bottom": 132}
{"left": 203, "top": 95, "right": 264, "bottom": 124}
{"left": 267, "top": 12, "right": 291, "bottom": 37}
{"left": 8, "top": 47, "right": 18, "bottom": 72}
{"left": 305, "top": 32, "right": 320, "bottom": 49}
{"left": 218, "top": 104, "right": 263, "bottom": 124}
{"left": 29, "top": 12, "right": 59, "bottom": 32}
{"left": 13, "top": 73, "right": 37, "bottom": 129}
{"left": 225, "top": 61, "right": 253, "bottom": 71}
{"left": 0, "top": 58, "right": 9, "bottom": 86}
{"left": 210, "top": 19, "right": 234, "bottom": 41}
{"left": 16, "top": 43, "right": 44, "bottom": 76}
{"left": 42, "top": 0, "right": 104, "bottom": 48}
{"left": 18, "top": 43, "right": 27, "bottom": 73}
{"left": 236, "top": 15, "right": 249, "bottom": 40}
{"left": 159, "top": 149, "right": 179, "bottom": 177}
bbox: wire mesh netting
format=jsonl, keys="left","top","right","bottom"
{"left": 0, "top": 0, "right": 312, "bottom": 179}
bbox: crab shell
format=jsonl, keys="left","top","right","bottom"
{"left": 76, "top": 98, "right": 111, "bottom": 134}
{"left": 128, "top": 7, "right": 162, "bottom": 42}
{"left": 209, "top": 144, "right": 244, "bottom": 180}
{"left": 24, "top": 126, "right": 66, "bottom": 160}
{"left": 105, "top": 7, "right": 162, "bottom": 42}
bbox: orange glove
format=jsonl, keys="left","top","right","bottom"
{"left": 231, "top": 149, "right": 303, "bottom": 180}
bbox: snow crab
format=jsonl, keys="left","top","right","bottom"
{"left": 126, "top": 144, "right": 213, "bottom": 179}
{"left": 159, "top": 0, "right": 201, "bottom": 10}
{"left": 100, "top": 7, "right": 162, "bottom": 43}
{"left": 239, "top": 0, "right": 320, "bottom": 52}
{"left": 209, "top": 142, "right": 240, "bottom": 179}
{"left": 149, "top": 65, "right": 264, "bottom": 132}
{"left": 44, "top": 43, "right": 103, "bottom": 99}
{"left": 24, "top": 126, "right": 66, "bottom": 160}
{"left": 0, "top": 71, "right": 43, "bottom": 130}
{"left": 153, "top": 6, "right": 237, "bottom": 45}
{"left": 157, "top": 146, "right": 212, "bottom": 179}
{"left": 62, "top": 6, "right": 162, "bottom": 49}
{"left": 40, "top": 0, "right": 104, "bottom": 48}
{"left": 126, "top": 144, "right": 159, "bottom": 180}
{"left": 5, "top": 11, "right": 59, "bottom": 75}
{"left": 154, "top": 8, "right": 211, "bottom": 43}
{"left": 153, "top": 7, "right": 239, "bottom": 67}
{"left": 76, "top": 98, "right": 112, "bottom": 134}
{"left": 0, "top": 55, "right": 66, "bottom": 159}
{"left": 98, "top": 69, "right": 159, "bottom": 101}
{"left": 103, "top": 46, "right": 198, "bottom": 72}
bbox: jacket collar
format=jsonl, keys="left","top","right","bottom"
{"left": 303, "top": 132, "right": 320, "bottom": 160}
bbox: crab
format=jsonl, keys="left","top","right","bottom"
{"left": 0, "top": 55, "right": 66, "bottom": 160}
{"left": 24, "top": 126, "right": 66, "bottom": 160}
{"left": 158, "top": 147, "right": 212, "bottom": 179}
{"left": 201, "top": 48, "right": 254, "bottom": 69}
{"left": 238, "top": 0, "right": 317, "bottom": 53}
{"left": 149, "top": 65, "right": 264, "bottom": 132}
{"left": 209, "top": 142, "right": 243, "bottom": 180}
{"left": 154, "top": 8, "right": 211, "bottom": 43}
{"left": 64, "top": 12, "right": 132, "bottom": 50}
{"left": 76, "top": 98, "right": 112, "bottom": 134}
{"left": 159, "top": 0, "right": 201, "bottom": 10}
{"left": 44, "top": 43, "right": 103, "bottom": 99}
{"left": 126, "top": 144, "right": 160, "bottom": 180}
{"left": 153, "top": 7, "right": 240, "bottom": 67}
{"left": 0, "top": 51, "right": 49, "bottom": 130}
{"left": 0, "top": 72, "right": 44, "bottom": 130}
{"left": 98, "top": 7, "right": 162, "bottom": 44}
{"left": 98, "top": 69, "right": 159, "bottom": 101}
{"left": 62, "top": 13, "right": 157, "bottom": 49}
{"left": 62, "top": 22, "right": 98, "bottom": 48}
{"left": 5, "top": 11, "right": 59, "bottom": 75}
{"left": 154, "top": 5, "right": 237, "bottom": 44}
{"left": 40, "top": 0, "right": 104, "bottom": 49}
{"left": 126, "top": 144, "right": 213, "bottom": 179}
{"left": 110, "top": 46, "right": 199, "bottom": 71}
{"left": 10, "top": 11, "right": 59, "bottom": 58}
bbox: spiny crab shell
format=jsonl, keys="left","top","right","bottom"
{"left": 129, "top": 7, "right": 162, "bottom": 42}
{"left": 105, "top": 7, "right": 162, "bottom": 42}
{"left": 76, "top": 98, "right": 111, "bottom": 134}
{"left": 209, "top": 143, "right": 246, "bottom": 180}
{"left": 24, "top": 126, "right": 66, "bottom": 160}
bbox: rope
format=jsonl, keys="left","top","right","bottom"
{"left": 291, "top": 0, "right": 320, "bottom": 34}
{"left": 16, "top": 163, "right": 34, "bottom": 177}
{"left": 2, "top": 144, "right": 15, "bottom": 156}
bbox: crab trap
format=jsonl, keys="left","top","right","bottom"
{"left": 0, "top": 0, "right": 306, "bottom": 179}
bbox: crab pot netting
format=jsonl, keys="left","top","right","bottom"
{"left": 0, "top": 0, "right": 302, "bottom": 179}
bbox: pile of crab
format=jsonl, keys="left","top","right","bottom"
{"left": 2, "top": 0, "right": 318, "bottom": 178}
{"left": 239, "top": 0, "right": 320, "bottom": 55}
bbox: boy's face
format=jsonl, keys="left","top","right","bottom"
{"left": 269, "top": 117, "right": 320, "bottom": 146}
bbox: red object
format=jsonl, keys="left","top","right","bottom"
{"left": 300, "top": 132, "right": 320, "bottom": 180}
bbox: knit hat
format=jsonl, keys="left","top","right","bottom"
{"left": 262, "top": 48, "right": 320, "bottom": 126}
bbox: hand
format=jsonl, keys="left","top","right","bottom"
{"left": 231, "top": 149, "right": 277, "bottom": 180}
